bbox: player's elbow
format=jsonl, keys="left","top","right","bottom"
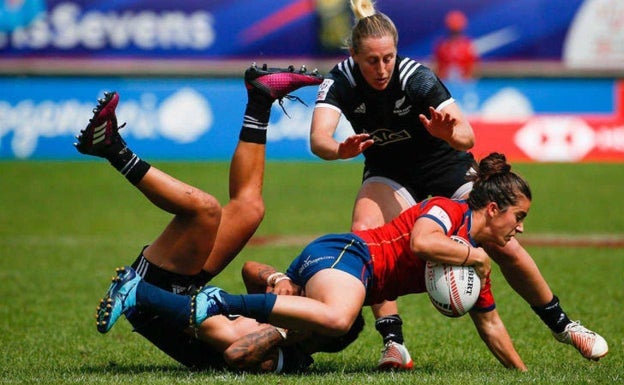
{"left": 452, "top": 127, "right": 475, "bottom": 151}
{"left": 244, "top": 198, "right": 266, "bottom": 226}
{"left": 459, "top": 136, "right": 475, "bottom": 151}
{"left": 410, "top": 236, "right": 430, "bottom": 256}
{"left": 309, "top": 132, "right": 338, "bottom": 160}
{"left": 309, "top": 139, "right": 330, "bottom": 160}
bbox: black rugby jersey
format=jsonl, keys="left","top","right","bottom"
{"left": 316, "top": 56, "right": 468, "bottom": 180}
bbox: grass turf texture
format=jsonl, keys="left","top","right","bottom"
{"left": 1, "top": 161, "right": 622, "bottom": 384}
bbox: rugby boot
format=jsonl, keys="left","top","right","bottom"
{"left": 376, "top": 341, "right": 414, "bottom": 371}
{"left": 553, "top": 320, "right": 608, "bottom": 361}
{"left": 75, "top": 91, "right": 126, "bottom": 157}
{"left": 191, "top": 285, "right": 227, "bottom": 326}
{"left": 244, "top": 63, "right": 323, "bottom": 103}
{"left": 95, "top": 266, "right": 141, "bottom": 333}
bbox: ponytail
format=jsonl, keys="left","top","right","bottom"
{"left": 348, "top": 0, "right": 398, "bottom": 54}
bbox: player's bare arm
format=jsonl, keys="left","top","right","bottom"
{"left": 310, "top": 106, "right": 343, "bottom": 160}
{"left": 223, "top": 325, "right": 285, "bottom": 371}
{"left": 242, "top": 261, "right": 302, "bottom": 295}
{"left": 242, "top": 260, "right": 278, "bottom": 294}
{"left": 470, "top": 309, "right": 528, "bottom": 371}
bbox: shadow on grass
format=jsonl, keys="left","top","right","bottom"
{"left": 78, "top": 359, "right": 384, "bottom": 376}
{"left": 79, "top": 362, "right": 196, "bottom": 375}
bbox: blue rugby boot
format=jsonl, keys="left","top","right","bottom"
{"left": 191, "top": 285, "right": 226, "bottom": 326}
{"left": 95, "top": 266, "right": 141, "bottom": 334}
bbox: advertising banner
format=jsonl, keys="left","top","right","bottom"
{"left": 447, "top": 79, "right": 624, "bottom": 162}
{"left": 2, "top": 0, "right": 621, "bottom": 66}
{"left": 1, "top": 76, "right": 623, "bottom": 162}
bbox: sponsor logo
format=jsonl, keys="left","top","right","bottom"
{"left": 0, "top": 87, "right": 212, "bottom": 158}
{"left": 297, "top": 255, "right": 336, "bottom": 276}
{"left": 515, "top": 116, "right": 595, "bottom": 161}
{"left": 394, "top": 96, "right": 406, "bottom": 109}
{"left": 368, "top": 128, "right": 411, "bottom": 146}
{"left": 354, "top": 103, "right": 366, "bottom": 114}
{"left": 316, "top": 79, "right": 334, "bottom": 102}
{"left": 465, "top": 268, "right": 475, "bottom": 295}
{"left": 1, "top": 3, "right": 215, "bottom": 50}
{"left": 171, "top": 285, "right": 188, "bottom": 295}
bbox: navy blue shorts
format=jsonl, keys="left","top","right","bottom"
{"left": 285, "top": 233, "right": 373, "bottom": 290}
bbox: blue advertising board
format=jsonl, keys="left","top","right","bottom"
{"left": 1, "top": 76, "right": 620, "bottom": 161}
{"left": 0, "top": 76, "right": 322, "bottom": 160}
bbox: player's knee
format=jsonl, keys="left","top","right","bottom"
{"left": 488, "top": 237, "right": 529, "bottom": 266}
{"left": 351, "top": 214, "right": 386, "bottom": 232}
{"left": 195, "top": 193, "right": 222, "bottom": 220}
{"left": 350, "top": 220, "right": 371, "bottom": 232}
{"left": 321, "top": 313, "right": 355, "bottom": 336}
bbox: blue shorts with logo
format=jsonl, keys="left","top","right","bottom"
{"left": 285, "top": 233, "right": 373, "bottom": 291}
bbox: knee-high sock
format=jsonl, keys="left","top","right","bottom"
{"left": 220, "top": 293, "right": 277, "bottom": 323}
{"left": 135, "top": 281, "right": 192, "bottom": 329}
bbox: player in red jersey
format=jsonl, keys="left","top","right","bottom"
{"left": 98, "top": 152, "right": 531, "bottom": 371}
{"left": 309, "top": 0, "right": 607, "bottom": 367}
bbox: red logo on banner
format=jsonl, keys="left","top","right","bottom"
{"left": 471, "top": 81, "right": 624, "bottom": 162}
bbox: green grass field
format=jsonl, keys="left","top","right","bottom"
{"left": 1, "top": 161, "right": 623, "bottom": 384}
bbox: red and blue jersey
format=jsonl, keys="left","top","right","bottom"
{"left": 354, "top": 197, "right": 495, "bottom": 311}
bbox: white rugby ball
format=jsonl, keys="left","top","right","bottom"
{"left": 424, "top": 236, "right": 480, "bottom": 317}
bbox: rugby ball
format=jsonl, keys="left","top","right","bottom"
{"left": 424, "top": 236, "right": 480, "bottom": 317}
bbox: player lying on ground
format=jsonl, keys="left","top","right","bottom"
{"left": 203, "top": 259, "right": 365, "bottom": 371}
{"left": 76, "top": 64, "right": 359, "bottom": 372}
{"left": 96, "top": 152, "right": 536, "bottom": 371}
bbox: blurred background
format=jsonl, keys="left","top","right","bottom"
{"left": 1, "top": 0, "right": 623, "bottom": 162}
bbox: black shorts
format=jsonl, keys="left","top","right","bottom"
{"left": 363, "top": 151, "right": 475, "bottom": 201}
{"left": 126, "top": 250, "right": 225, "bottom": 370}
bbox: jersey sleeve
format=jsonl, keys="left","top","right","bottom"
{"left": 418, "top": 197, "right": 466, "bottom": 235}
{"left": 404, "top": 65, "right": 454, "bottom": 111}
{"left": 472, "top": 274, "right": 496, "bottom": 312}
{"left": 315, "top": 66, "right": 345, "bottom": 112}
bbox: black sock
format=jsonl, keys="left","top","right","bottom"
{"left": 375, "top": 314, "right": 405, "bottom": 344}
{"left": 103, "top": 141, "right": 151, "bottom": 185}
{"left": 239, "top": 94, "right": 273, "bottom": 144}
{"left": 531, "top": 295, "right": 571, "bottom": 333}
